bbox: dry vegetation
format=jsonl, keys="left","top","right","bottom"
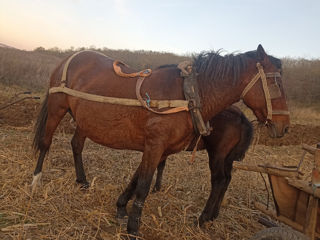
{"left": 0, "top": 47, "right": 188, "bottom": 90}
{"left": 0, "top": 46, "right": 319, "bottom": 239}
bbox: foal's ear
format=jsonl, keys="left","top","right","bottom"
{"left": 257, "top": 44, "right": 267, "bottom": 61}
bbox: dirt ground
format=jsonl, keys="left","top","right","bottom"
{"left": 0, "top": 91, "right": 319, "bottom": 239}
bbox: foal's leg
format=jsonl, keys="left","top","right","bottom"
{"left": 127, "top": 139, "right": 164, "bottom": 238}
{"left": 198, "top": 150, "right": 231, "bottom": 225}
{"left": 210, "top": 158, "right": 233, "bottom": 219}
{"left": 152, "top": 156, "right": 167, "bottom": 192}
{"left": 71, "top": 127, "right": 89, "bottom": 188}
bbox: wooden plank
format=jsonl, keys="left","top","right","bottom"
{"left": 302, "top": 144, "right": 317, "bottom": 155}
{"left": 303, "top": 196, "right": 318, "bottom": 240}
{"left": 254, "top": 202, "right": 304, "bottom": 232}
{"left": 287, "top": 179, "right": 320, "bottom": 199}
{"left": 233, "top": 163, "right": 300, "bottom": 178}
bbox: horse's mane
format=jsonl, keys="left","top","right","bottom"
{"left": 193, "top": 50, "right": 248, "bottom": 86}
{"left": 193, "top": 50, "right": 281, "bottom": 86}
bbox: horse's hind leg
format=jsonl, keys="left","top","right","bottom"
{"left": 152, "top": 156, "right": 167, "bottom": 192}
{"left": 71, "top": 127, "right": 89, "bottom": 188}
{"left": 32, "top": 94, "right": 68, "bottom": 187}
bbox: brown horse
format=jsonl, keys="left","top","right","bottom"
{"left": 32, "top": 45, "right": 289, "bottom": 237}
{"left": 151, "top": 105, "right": 253, "bottom": 226}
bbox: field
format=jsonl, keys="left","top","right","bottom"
{"left": 0, "top": 82, "right": 319, "bottom": 240}
{"left": 0, "top": 46, "right": 320, "bottom": 239}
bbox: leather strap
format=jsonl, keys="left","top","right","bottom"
{"left": 135, "top": 76, "right": 189, "bottom": 114}
{"left": 241, "top": 62, "right": 288, "bottom": 121}
{"left": 113, "top": 60, "right": 152, "bottom": 78}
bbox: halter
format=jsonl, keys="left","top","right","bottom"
{"left": 241, "top": 62, "right": 289, "bottom": 123}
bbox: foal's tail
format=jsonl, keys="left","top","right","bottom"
{"left": 227, "top": 113, "right": 253, "bottom": 162}
{"left": 33, "top": 93, "right": 49, "bottom": 154}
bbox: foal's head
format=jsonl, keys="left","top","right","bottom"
{"left": 241, "top": 45, "right": 290, "bottom": 138}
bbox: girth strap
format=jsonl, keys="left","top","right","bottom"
{"left": 49, "top": 86, "right": 189, "bottom": 109}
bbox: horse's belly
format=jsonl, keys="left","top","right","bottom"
{"left": 71, "top": 103, "right": 145, "bottom": 151}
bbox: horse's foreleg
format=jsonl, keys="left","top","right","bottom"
{"left": 71, "top": 127, "right": 88, "bottom": 188}
{"left": 127, "top": 140, "right": 164, "bottom": 238}
{"left": 152, "top": 156, "right": 167, "bottom": 192}
{"left": 116, "top": 165, "right": 140, "bottom": 219}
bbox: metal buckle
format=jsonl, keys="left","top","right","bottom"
{"left": 188, "top": 99, "right": 197, "bottom": 110}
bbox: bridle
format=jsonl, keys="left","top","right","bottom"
{"left": 241, "top": 62, "right": 289, "bottom": 124}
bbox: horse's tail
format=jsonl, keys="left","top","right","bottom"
{"left": 33, "top": 92, "right": 49, "bottom": 154}
{"left": 226, "top": 112, "right": 253, "bottom": 162}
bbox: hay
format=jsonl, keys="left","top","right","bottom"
{"left": 0, "top": 90, "right": 318, "bottom": 239}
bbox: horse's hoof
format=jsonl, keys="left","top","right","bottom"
{"left": 76, "top": 180, "right": 90, "bottom": 189}
{"left": 151, "top": 186, "right": 160, "bottom": 193}
{"left": 116, "top": 215, "right": 128, "bottom": 226}
{"left": 127, "top": 231, "right": 138, "bottom": 240}
{"left": 197, "top": 215, "right": 208, "bottom": 227}
{"left": 31, "top": 172, "right": 43, "bottom": 193}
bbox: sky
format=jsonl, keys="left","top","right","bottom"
{"left": 0, "top": 0, "right": 319, "bottom": 59}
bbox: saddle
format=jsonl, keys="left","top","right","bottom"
{"left": 113, "top": 60, "right": 211, "bottom": 136}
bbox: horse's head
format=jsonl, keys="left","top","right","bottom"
{"left": 241, "top": 44, "right": 290, "bottom": 138}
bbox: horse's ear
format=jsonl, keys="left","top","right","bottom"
{"left": 257, "top": 44, "right": 267, "bottom": 61}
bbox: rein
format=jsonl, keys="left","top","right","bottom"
{"left": 241, "top": 62, "right": 289, "bottom": 122}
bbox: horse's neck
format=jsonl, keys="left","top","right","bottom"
{"left": 199, "top": 81, "right": 242, "bottom": 122}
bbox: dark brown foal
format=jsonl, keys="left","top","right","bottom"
{"left": 153, "top": 106, "right": 253, "bottom": 225}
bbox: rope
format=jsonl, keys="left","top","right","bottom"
{"left": 189, "top": 135, "right": 202, "bottom": 164}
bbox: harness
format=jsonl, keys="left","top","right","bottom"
{"left": 49, "top": 51, "right": 190, "bottom": 113}
{"left": 49, "top": 51, "right": 289, "bottom": 137}
{"left": 240, "top": 62, "right": 290, "bottom": 123}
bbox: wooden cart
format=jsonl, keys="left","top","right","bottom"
{"left": 234, "top": 143, "right": 320, "bottom": 240}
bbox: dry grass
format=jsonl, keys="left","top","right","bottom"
{"left": 0, "top": 88, "right": 318, "bottom": 240}
{"left": 0, "top": 83, "right": 319, "bottom": 239}
{"left": 0, "top": 47, "right": 188, "bottom": 90}
{"left": 0, "top": 125, "right": 315, "bottom": 240}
